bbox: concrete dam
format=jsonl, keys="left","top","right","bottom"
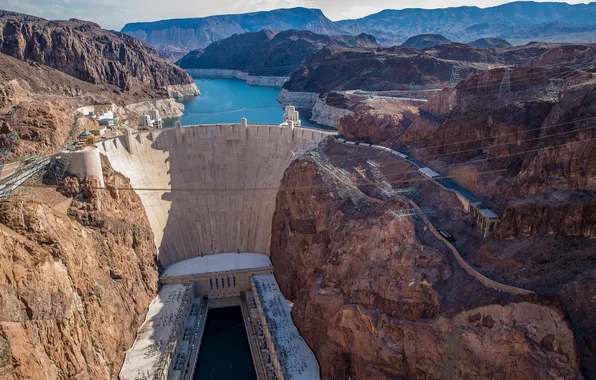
{"left": 99, "top": 123, "right": 331, "bottom": 267}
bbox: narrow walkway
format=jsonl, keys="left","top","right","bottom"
{"left": 406, "top": 199, "right": 534, "bottom": 295}
{"left": 183, "top": 301, "right": 209, "bottom": 380}
{"left": 334, "top": 138, "right": 535, "bottom": 296}
{"left": 240, "top": 297, "right": 268, "bottom": 380}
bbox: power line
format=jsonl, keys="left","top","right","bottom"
{"left": 14, "top": 134, "right": 596, "bottom": 194}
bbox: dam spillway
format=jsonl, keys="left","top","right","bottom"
{"left": 99, "top": 123, "right": 330, "bottom": 267}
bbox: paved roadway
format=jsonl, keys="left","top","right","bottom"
{"left": 334, "top": 138, "right": 535, "bottom": 296}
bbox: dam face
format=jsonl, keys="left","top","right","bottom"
{"left": 99, "top": 124, "right": 330, "bottom": 267}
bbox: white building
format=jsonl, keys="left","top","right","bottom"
{"left": 281, "top": 106, "right": 301, "bottom": 128}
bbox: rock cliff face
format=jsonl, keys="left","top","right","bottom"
{"left": 311, "top": 93, "right": 354, "bottom": 128}
{"left": 332, "top": 61, "right": 596, "bottom": 377}
{"left": 0, "top": 12, "right": 197, "bottom": 95}
{"left": 0, "top": 158, "right": 158, "bottom": 379}
{"left": 283, "top": 46, "right": 481, "bottom": 93}
{"left": 339, "top": 98, "right": 419, "bottom": 143}
{"left": 270, "top": 147, "right": 582, "bottom": 379}
{"left": 177, "top": 29, "right": 379, "bottom": 77}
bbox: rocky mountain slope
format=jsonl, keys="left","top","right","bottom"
{"left": 335, "top": 59, "right": 596, "bottom": 377}
{"left": 0, "top": 12, "right": 197, "bottom": 95}
{"left": 470, "top": 37, "right": 512, "bottom": 48}
{"left": 0, "top": 158, "right": 158, "bottom": 379}
{"left": 401, "top": 34, "right": 451, "bottom": 49}
{"left": 283, "top": 45, "right": 483, "bottom": 93}
{"left": 122, "top": 7, "right": 351, "bottom": 59}
{"left": 337, "top": 1, "right": 596, "bottom": 45}
{"left": 270, "top": 141, "right": 584, "bottom": 379}
{"left": 177, "top": 29, "right": 379, "bottom": 77}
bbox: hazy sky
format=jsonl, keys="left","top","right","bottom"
{"left": 1, "top": 0, "right": 590, "bottom": 31}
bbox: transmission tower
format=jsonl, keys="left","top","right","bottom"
{"left": 450, "top": 67, "right": 461, "bottom": 87}
{"left": 546, "top": 78, "right": 564, "bottom": 100}
{"left": 499, "top": 67, "right": 511, "bottom": 100}
{"left": 479, "top": 53, "right": 489, "bottom": 72}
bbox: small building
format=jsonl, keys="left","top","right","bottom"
{"left": 77, "top": 129, "right": 95, "bottom": 145}
{"left": 470, "top": 204, "right": 500, "bottom": 238}
{"left": 98, "top": 118, "right": 117, "bottom": 128}
{"left": 140, "top": 111, "right": 163, "bottom": 129}
{"left": 281, "top": 106, "right": 301, "bottom": 128}
{"left": 419, "top": 167, "right": 440, "bottom": 178}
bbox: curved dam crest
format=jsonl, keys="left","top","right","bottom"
{"left": 99, "top": 124, "right": 331, "bottom": 267}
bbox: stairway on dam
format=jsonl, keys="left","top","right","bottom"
{"left": 99, "top": 123, "right": 331, "bottom": 267}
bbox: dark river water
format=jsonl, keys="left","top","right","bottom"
{"left": 193, "top": 306, "right": 257, "bottom": 380}
{"left": 175, "top": 78, "right": 320, "bottom": 128}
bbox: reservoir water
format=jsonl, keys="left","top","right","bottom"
{"left": 194, "top": 306, "right": 257, "bottom": 380}
{"left": 176, "top": 78, "right": 321, "bottom": 128}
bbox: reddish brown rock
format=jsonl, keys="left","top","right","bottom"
{"left": 270, "top": 154, "right": 581, "bottom": 379}
{"left": 0, "top": 158, "right": 158, "bottom": 379}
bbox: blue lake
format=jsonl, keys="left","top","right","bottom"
{"left": 175, "top": 78, "right": 321, "bottom": 128}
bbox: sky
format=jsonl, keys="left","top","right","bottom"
{"left": 0, "top": 0, "right": 591, "bottom": 31}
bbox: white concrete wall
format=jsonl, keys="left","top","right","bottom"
{"left": 100, "top": 124, "right": 330, "bottom": 267}
{"left": 67, "top": 146, "right": 105, "bottom": 187}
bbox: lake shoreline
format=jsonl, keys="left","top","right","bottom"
{"left": 185, "top": 69, "right": 289, "bottom": 88}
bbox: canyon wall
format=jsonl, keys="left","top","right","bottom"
{"left": 185, "top": 69, "right": 288, "bottom": 87}
{"left": 270, "top": 151, "right": 582, "bottom": 380}
{"left": 0, "top": 14, "right": 196, "bottom": 93}
{"left": 100, "top": 124, "right": 331, "bottom": 268}
{"left": 0, "top": 159, "right": 158, "bottom": 379}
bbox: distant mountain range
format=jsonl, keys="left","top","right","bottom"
{"left": 121, "top": 8, "right": 350, "bottom": 60}
{"left": 337, "top": 1, "right": 596, "bottom": 45}
{"left": 122, "top": 1, "right": 596, "bottom": 59}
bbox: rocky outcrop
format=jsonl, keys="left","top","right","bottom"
{"left": 166, "top": 83, "right": 200, "bottom": 99}
{"left": 496, "top": 189, "right": 596, "bottom": 239}
{"left": 339, "top": 98, "right": 419, "bottom": 143}
{"left": 0, "top": 158, "right": 158, "bottom": 379}
{"left": 185, "top": 69, "right": 288, "bottom": 87}
{"left": 0, "top": 13, "right": 195, "bottom": 92}
{"left": 311, "top": 93, "right": 353, "bottom": 128}
{"left": 270, "top": 152, "right": 582, "bottom": 379}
